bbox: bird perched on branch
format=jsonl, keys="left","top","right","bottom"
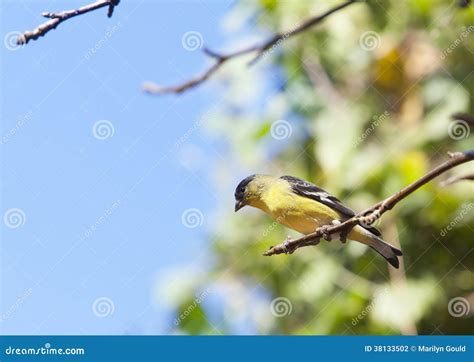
{"left": 234, "top": 175, "right": 403, "bottom": 268}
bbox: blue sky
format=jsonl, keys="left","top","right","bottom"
{"left": 1, "top": 0, "right": 239, "bottom": 334}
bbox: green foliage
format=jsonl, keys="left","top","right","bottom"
{"left": 160, "top": 1, "right": 474, "bottom": 335}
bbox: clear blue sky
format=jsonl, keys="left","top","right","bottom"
{"left": 1, "top": 0, "right": 239, "bottom": 334}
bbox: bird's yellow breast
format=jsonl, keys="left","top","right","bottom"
{"left": 253, "top": 180, "right": 342, "bottom": 235}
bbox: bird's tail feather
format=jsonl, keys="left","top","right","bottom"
{"left": 351, "top": 226, "right": 403, "bottom": 269}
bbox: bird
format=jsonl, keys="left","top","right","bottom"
{"left": 234, "top": 174, "right": 403, "bottom": 268}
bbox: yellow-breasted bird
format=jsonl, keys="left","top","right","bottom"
{"left": 234, "top": 175, "right": 403, "bottom": 268}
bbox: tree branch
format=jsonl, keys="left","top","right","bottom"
{"left": 264, "top": 150, "right": 474, "bottom": 256}
{"left": 143, "top": 0, "right": 358, "bottom": 95}
{"left": 440, "top": 173, "right": 474, "bottom": 187}
{"left": 16, "top": 0, "right": 120, "bottom": 46}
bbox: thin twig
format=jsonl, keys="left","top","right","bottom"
{"left": 16, "top": 0, "right": 120, "bottom": 45}
{"left": 451, "top": 112, "right": 474, "bottom": 126}
{"left": 143, "top": 0, "right": 358, "bottom": 95}
{"left": 440, "top": 173, "right": 474, "bottom": 187}
{"left": 264, "top": 150, "right": 474, "bottom": 256}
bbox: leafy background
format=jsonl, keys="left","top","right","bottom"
{"left": 160, "top": 0, "right": 474, "bottom": 335}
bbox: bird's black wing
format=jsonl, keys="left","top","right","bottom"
{"left": 280, "top": 175, "right": 382, "bottom": 236}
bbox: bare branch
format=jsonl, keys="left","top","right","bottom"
{"left": 16, "top": 0, "right": 120, "bottom": 46}
{"left": 143, "top": 0, "right": 358, "bottom": 95}
{"left": 440, "top": 173, "right": 474, "bottom": 187}
{"left": 451, "top": 112, "right": 474, "bottom": 126}
{"left": 264, "top": 150, "right": 474, "bottom": 256}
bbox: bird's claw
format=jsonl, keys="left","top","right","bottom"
{"left": 283, "top": 236, "right": 294, "bottom": 254}
{"left": 339, "top": 230, "right": 348, "bottom": 243}
{"left": 317, "top": 225, "right": 332, "bottom": 241}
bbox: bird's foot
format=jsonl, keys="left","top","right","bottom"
{"left": 317, "top": 225, "right": 332, "bottom": 241}
{"left": 283, "top": 236, "right": 295, "bottom": 254}
{"left": 330, "top": 220, "right": 348, "bottom": 243}
{"left": 339, "top": 226, "right": 349, "bottom": 243}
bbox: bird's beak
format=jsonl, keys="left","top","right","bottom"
{"left": 235, "top": 200, "right": 245, "bottom": 212}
